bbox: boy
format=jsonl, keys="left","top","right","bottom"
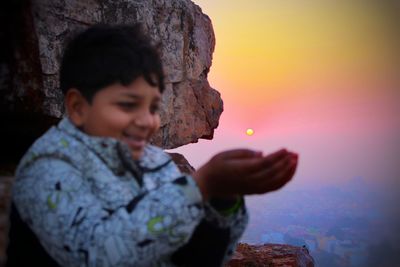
{"left": 7, "top": 24, "right": 298, "bottom": 267}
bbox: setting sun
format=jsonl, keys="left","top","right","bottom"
{"left": 246, "top": 128, "right": 254, "bottom": 136}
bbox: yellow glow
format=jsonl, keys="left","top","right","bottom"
{"left": 246, "top": 128, "right": 254, "bottom": 136}
{"left": 195, "top": 0, "right": 399, "bottom": 107}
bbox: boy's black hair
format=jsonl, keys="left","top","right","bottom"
{"left": 60, "top": 24, "right": 165, "bottom": 102}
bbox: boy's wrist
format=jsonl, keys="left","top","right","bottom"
{"left": 192, "top": 168, "right": 210, "bottom": 201}
{"left": 209, "top": 196, "right": 243, "bottom": 216}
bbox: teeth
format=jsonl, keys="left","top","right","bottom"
{"left": 122, "top": 133, "right": 146, "bottom": 148}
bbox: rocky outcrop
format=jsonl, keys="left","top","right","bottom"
{"left": 226, "top": 243, "right": 315, "bottom": 267}
{"left": 168, "top": 152, "right": 196, "bottom": 174}
{"left": 0, "top": 0, "right": 222, "bottom": 163}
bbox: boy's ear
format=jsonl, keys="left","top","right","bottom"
{"left": 64, "top": 89, "right": 89, "bottom": 127}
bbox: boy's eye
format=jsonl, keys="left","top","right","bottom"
{"left": 150, "top": 104, "right": 160, "bottom": 114}
{"left": 117, "top": 102, "right": 137, "bottom": 110}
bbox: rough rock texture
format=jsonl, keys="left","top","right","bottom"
{"left": 0, "top": 0, "right": 223, "bottom": 164}
{"left": 168, "top": 152, "right": 196, "bottom": 174}
{"left": 226, "top": 243, "right": 315, "bottom": 267}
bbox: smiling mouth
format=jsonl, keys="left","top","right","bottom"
{"left": 122, "top": 133, "right": 147, "bottom": 150}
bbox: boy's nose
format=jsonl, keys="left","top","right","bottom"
{"left": 133, "top": 111, "right": 154, "bottom": 128}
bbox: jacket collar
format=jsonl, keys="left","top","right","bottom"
{"left": 57, "top": 117, "right": 171, "bottom": 174}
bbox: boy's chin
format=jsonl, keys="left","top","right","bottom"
{"left": 131, "top": 150, "right": 143, "bottom": 161}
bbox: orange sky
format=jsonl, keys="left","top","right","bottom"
{"left": 170, "top": 0, "right": 400, "bottom": 189}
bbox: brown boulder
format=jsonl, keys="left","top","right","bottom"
{"left": 226, "top": 243, "right": 315, "bottom": 267}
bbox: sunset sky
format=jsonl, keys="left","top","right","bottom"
{"left": 169, "top": 1, "right": 400, "bottom": 192}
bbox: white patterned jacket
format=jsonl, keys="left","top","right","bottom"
{"left": 9, "top": 117, "right": 248, "bottom": 267}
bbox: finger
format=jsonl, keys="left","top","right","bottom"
{"left": 261, "top": 156, "right": 298, "bottom": 192}
{"left": 242, "top": 154, "right": 294, "bottom": 193}
{"left": 252, "top": 153, "right": 292, "bottom": 182}
{"left": 218, "top": 149, "right": 263, "bottom": 160}
{"left": 231, "top": 154, "right": 292, "bottom": 195}
{"left": 237, "top": 149, "right": 291, "bottom": 175}
{"left": 261, "top": 148, "right": 291, "bottom": 165}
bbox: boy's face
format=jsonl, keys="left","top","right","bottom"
{"left": 76, "top": 77, "right": 161, "bottom": 160}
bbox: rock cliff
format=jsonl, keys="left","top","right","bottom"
{"left": 0, "top": 0, "right": 223, "bottom": 163}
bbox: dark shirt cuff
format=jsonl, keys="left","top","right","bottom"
{"left": 209, "top": 196, "right": 244, "bottom": 216}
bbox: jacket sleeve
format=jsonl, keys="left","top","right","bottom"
{"left": 12, "top": 158, "right": 205, "bottom": 267}
{"left": 205, "top": 196, "right": 249, "bottom": 264}
{"left": 170, "top": 185, "right": 249, "bottom": 267}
